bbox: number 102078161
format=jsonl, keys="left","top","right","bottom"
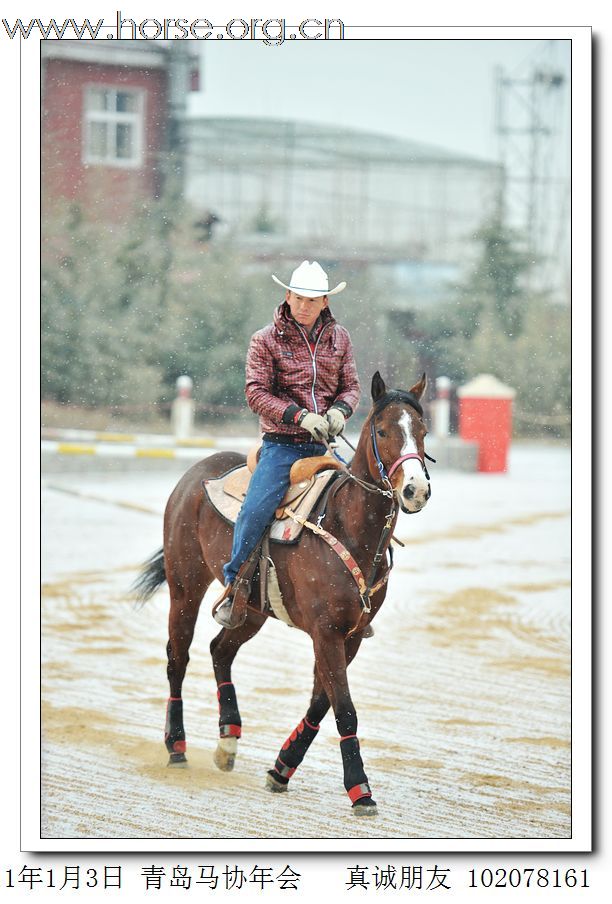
{"left": 468, "top": 868, "right": 589, "bottom": 889}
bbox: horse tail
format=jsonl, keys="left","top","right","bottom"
{"left": 131, "top": 547, "right": 166, "bottom": 604}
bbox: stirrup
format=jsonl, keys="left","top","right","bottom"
{"left": 212, "top": 584, "right": 234, "bottom": 623}
{"left": 213, "top": 597, "right": 240, "bottom": 629}
{"left": 212, "top": 582, "right": 232, "bottom": 612}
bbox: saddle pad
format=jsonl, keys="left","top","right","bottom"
{"left": 203, "top": 466, "right": 340, "bottom": 544}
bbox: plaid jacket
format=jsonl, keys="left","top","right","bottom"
{"left": 245, "top": 302, "right": 360, "bottom": 438}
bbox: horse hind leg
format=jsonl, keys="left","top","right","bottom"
{"left": 210, "top": 609, "right": 266, "bottom": 772}
{"left": 213, "top": 689, "right": 240, "bottom": 772}
{"left": 165, "top": 570, "right": 212, "bottom": 767}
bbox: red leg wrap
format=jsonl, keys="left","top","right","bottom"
{"left": 219, "top": 724, "right": 241, "bottom": 739}
{"left": 273, "top": 756, "right": 297, "bottom": 780}
{"left": 282, "top": 720, "right": 304, "bottom": 750}
{"left": 347, "top": 782, "right": 372, "bottom": 804}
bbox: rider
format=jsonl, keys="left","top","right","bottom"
{"left": 213, "top": 260, "right": 361, "bottom": 628}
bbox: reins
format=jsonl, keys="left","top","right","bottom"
{"left": 320, "top": 432, "right": 393, "bottom": 499}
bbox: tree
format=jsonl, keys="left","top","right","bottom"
{"left": 472, "top": 215, "right": 532, "bottom": 337}
{"left": 41, "top": 201, "right": 274, "bottom": 418}
{"left": 422, "top": 215, "right": 570, "bottom": 436}
{"left": 42, "top": 202, "right": 167, "bottom": 408}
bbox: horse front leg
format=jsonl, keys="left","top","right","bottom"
{"left": 265, "top": 632, "right": 366, "bottom": 798}
{"left": 266, "top": 670, "right": 331, "bottom": 792}
{"left": 210, "top": 609, "right": 265, "bottom": 771}
{"left": 312, "top": 627, "right": 377, "bottom": 815}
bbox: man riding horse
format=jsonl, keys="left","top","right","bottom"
{"left": 213, "top": 260, "right": 360, "bottom": 629}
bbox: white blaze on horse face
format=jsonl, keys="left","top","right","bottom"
{"left": 398, "top": 410, "right": 430, "bottom": 512}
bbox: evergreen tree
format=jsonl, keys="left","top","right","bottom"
{"left": 422, "top": 215, "right": 569, "bottom": 436}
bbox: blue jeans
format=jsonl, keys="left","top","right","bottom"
{"left": 223, "top": 438, "right": 326, "bottom": 585}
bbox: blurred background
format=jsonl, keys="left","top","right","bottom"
{"left": 41, "top": 38, "right": 570, "bottom": 442}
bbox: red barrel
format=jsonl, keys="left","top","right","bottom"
{"left": 457, "top": 375, "right": 515, "bottom": 473}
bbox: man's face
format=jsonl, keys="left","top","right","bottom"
{"left": 285, "top": 291, "right": 328, "bottom": 331}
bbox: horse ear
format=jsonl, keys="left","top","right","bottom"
{"left": 409, "top": 373, "right": 427, "bottom": 400}
{"left": 371, "top": 371, "right": 387, "bottom": 401}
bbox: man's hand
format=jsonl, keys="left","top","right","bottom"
{"left": 326, "top": 407, "right": 346, "bottom": 437}
{"left": 299, "top": 411, "right": 329, "bottom": 441}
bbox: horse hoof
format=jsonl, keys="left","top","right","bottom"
{"left": 167, "top": 753, "right": 188, "bottom": 767}
{"left": 352, "top": 797, "right": 378, "bottom": 816}
{"left": 265, "top": 770, "right": 289, "bottom": 793}
{"left": 213, "top": 737, "right": 237, "bottom": 772}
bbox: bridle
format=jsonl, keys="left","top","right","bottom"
{"left": 331, "top": 391, "right": 434, "bottom": 496}
{"left": 369, "top": 413, "right": 432, "bottom": 486}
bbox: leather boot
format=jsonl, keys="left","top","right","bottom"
{"left": 213, "top": 596, "right": 237, "bottom": 628}
{"left": 212, "top": 583, "right": 239, "bottom": 629}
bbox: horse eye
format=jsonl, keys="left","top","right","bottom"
{"left": 377, "top": 429, "right": 387, "bottom": 438}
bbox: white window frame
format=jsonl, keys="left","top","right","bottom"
{"left": 82, "top": 85, "right": 145, "bottom": 169}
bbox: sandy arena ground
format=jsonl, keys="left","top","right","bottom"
{"left": 40, "top": 443, "right": 571, "bottom": 844}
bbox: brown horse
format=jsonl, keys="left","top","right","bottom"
{"left": 134, "top": 372, "right": 432, "bottom": 814}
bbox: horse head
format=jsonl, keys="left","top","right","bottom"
{"left": 369, "top": 371, "right": 431, "bottom": 514}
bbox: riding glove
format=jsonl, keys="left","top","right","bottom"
{"left": 298, "top": 411, "right": 329, "bottom": 440}
{"left": 326, "top": 407, "right": 346, "bottom": 437}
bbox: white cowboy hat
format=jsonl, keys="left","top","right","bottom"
{"left": 271, "top": 260, "right": 346, "bottom": 297}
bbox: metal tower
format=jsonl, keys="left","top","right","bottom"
{"left": 495, "top": 42, "right": 569, "bottom": 298}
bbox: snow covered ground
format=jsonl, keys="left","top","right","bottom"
{"left": 40, "top": 443, "right": 572, "bottom": 847}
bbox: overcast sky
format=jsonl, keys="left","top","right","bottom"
{"left": 187, "top": 38, "right": 571, "bottom": 166}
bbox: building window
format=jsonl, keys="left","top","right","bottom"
{"left": 83, "top": 86, "right": 144, "bottom": 167}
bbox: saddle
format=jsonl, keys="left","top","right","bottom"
{"left": 203, "top": 452, "right": 343, "bottom": 543}
{"left": 205, "top": 451, "right": 346, "bottom": 628}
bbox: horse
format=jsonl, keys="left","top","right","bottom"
{"left": 133, "top": 371, "right": 432, "bottom": 815}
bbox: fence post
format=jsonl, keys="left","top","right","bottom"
{"left": 170, "top": 375, "right": 194, "bottom": 439}
{"left": 432, "top": 376, "right": 452, "bottom": 438}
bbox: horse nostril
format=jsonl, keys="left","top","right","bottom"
{"left": 404, "top": 484, "right": 416, "bottom": 499}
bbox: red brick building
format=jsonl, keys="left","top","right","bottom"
{"left": 41, "top": 41, "right": 200, "bottom": 221}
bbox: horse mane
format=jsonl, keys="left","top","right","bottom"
{"left": 373, "top": 390, "right": 423, "bottom": 418}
